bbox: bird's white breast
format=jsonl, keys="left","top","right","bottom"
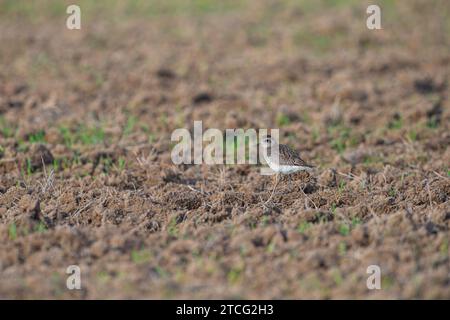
{"left": 264, "top": 154, "right": 310, "bottom": 174}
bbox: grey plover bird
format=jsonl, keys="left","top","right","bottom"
{"left": 260, "top": 135, "right": 314, "bottom": 174}
{"left": 260, "top": 135, "right": 314, "bottom": 202}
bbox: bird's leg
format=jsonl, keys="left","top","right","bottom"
{"left": 265, "top": 173, "right": 280, "bottom": 204}
{"left": 287, "top": 174, "right": 293, "bottom": 191}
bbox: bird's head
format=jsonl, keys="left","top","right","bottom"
{"left": 260, "top": 135, "right": 276, "bottom": 149}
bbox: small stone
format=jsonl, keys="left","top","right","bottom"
{"left": 156, "top": 68, "right": 176, "bottom": 79}
{"left": 192, "top": 92, "right": 213, "bottom": 104}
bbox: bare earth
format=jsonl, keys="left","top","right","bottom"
{"left": 0, "top": 0, "right": 449, "bottom": 299}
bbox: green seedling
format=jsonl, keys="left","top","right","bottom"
{"left": 408, "top": 129, "right": 417, "bottom": 141}
{"left": 97, "top": 271, "right": 111, "bottom": 284}
{"left": 167, "top": 217, "right": 179, "bottom": 237}
{"left": 388, "top": 117, "right": 403, "bottom": 130}
{"left": 35, "top": 221, "right": 47, "bottom": 233}
{"left": 439, "top": 238, "right": 448, "bottom": 257}
{"left": 297, "top": 221, "right": 312, "bottom": 234}
{"left": 338, "top": 242, "right": 347, "bottom": 256}
{"left": 338, "top": 180, "right": 346, "bottom": 192}
{"left": 0, "top": 116, "right": 14, "bottom": 138}
{"left": 227, "top": 267, "right": 243, "bottom": 284}
{"left": 100, "top": 156, "right": 113, "bottom": 173}
{"left": 8, "top": 223, "right": 17, "bottom": 240}
{"left": 131, "top": 249, "right": 151, "bottom": 264}
{"left": 338, "top": 224, "right": 350, "bottom": 236}
{"left": 276, "top": 113, "right": 291, "bottom": 127}
{"left": 388, "top": 187, "right": 397, "bottom": 197}
{"left": 28, "top": 130, "right": 45, "bottom": 143}
{"left": 330, "top": 203, "right": 337, "bottom": 214}
{"left": 77, "top": 125, "right": 105, "bottom": 145}
{"left": 52, "top": 159, "right": 59, "bottom": 171}
{"left": 124, "top": 115, "right": 137, "bottom": 135}
{"left": 266, "top": 240, "right": 276, "bottom": 253}
{"left": 117, "top": 157, "right": 126, "bottom": 171}
{"left": 333, "top": 269, "right": 343, "bottom": 286}
{"left": 158, "top": 113, "right": 168, "bottom": 127}
{"left": 311, "top": 127, "right": 319, "bottom": 143}
{"left": 426, "top": 117, "right": 439, "bottom": 129}
{"left": 17, "top": 139, "right": 28, "bottom": 152}
{"left": 351, "top": 217, "right": 362, "bottom": 227}
{"left": 26, "top": 158, "right": 33, "bottom": 175}
{"left": 154, "top": 266, "right": 168, "bottom": 278}
{"left": 328, "top": 125, "right": 351, "bottom": 154}
{"left": 59, "top": 126, "right": 74, "bottom": 147}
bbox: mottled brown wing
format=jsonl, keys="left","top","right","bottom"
{"left": 279, "top": 144, "right": 314, "bottom": 167}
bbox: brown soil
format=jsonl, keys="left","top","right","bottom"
{"left": 0, "top": 0, "right": 449, "bottom": 299}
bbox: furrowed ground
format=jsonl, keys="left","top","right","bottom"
{"left": 0, "top": 0, "right": 449, "bottom": 299}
